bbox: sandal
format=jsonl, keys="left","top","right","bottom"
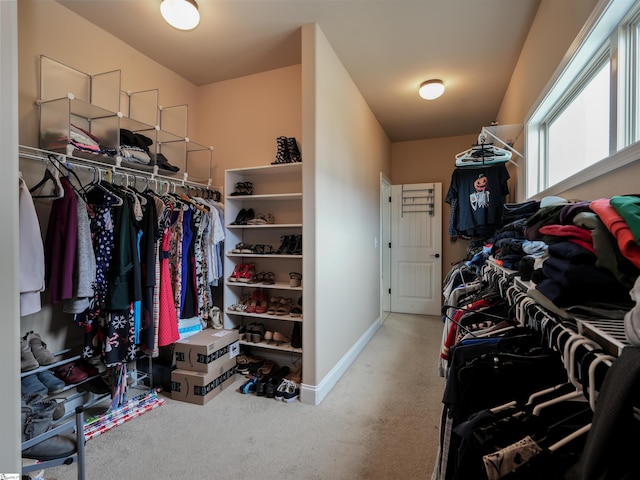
{"left": 253, "top": 244, "right": 274, "bottom": 255}
{"left": 247, "top": 213, "right": 275, "bottom": 225}
{"left": 289, "top": 272, "right": 302, "bottom": 287}
{"left": 227, "top": 263, "right": 244, "bottom": 282}
{"left": 290, "top": 297, "right": 302, "bottom": 317}
{"left": 276, "top": 297, "right": 292, "bottom": 316}
{"left": 248, "top": 271, "right": 266, "bottom": 284}
{"left": 267, "top": 297, "right": 280, "bottom": 316}
{"left": 262, "top": 272, "right": 276, "bottom": 285}
{"left": 237, "top": 263, "right": 256, "bottom": 283}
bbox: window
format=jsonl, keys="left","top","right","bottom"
{"left": 526, "top": 0, "right": 640, "bottom": 197}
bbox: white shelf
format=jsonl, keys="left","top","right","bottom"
{"left": 226, "top": 162, "right": 302, "bottom": 176}
{"left": 226, "top": 309, "right": 303, "bottom": 323}
{"left": 226, "top": 280, "right": 303, "bottom": 291}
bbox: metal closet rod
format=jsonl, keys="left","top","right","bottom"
{"left": 18, "top": 145, "right": 222, "bottom": 195}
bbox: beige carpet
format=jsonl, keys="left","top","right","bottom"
{"left": 44, "top": 313, "right": 446, "bottom": 480}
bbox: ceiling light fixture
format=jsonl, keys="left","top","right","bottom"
{"left": 160, "top": 0, "right": 200, "bottom": 31}
{"left": 419, "top": 79, "right": 445, "bottom": 100}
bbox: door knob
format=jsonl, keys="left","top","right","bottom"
{"left": 433, "top": 253, "right": 440, "bottom": 258}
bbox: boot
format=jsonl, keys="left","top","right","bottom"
{"left": 272, "top": 136, "right": 291, "bottom": 164}
{"left": 21, "top": 337, "right": 39, "bottom": 372}
{"left": 286, "top": 137, "right": 301, "bottom": 162}
{"left": 26, "top": 332, "right": 56, "bottom": 366}
{"left": 291, "top": 322, "right": 302, "bottom": 349}
{"left": 22, "top": 393, "right": 65, "bottom": 420}
{"left": 22, "top": 399, "right": 76, "bottom": 460}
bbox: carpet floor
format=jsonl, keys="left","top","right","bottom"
{"left": 42, "top": 312, "right": 445, "bottom": 480}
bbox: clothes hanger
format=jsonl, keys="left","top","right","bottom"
{"left": 29, "top": 164, "right": 64, "bottom": 199}
{"left": 455, "top": 142, "right": 513, "bottom": 167}
{"left": 85, "top": 167, "right": 124, "bottom": 207}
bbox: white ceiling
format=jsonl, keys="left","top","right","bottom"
{"left": 57, "top": 0, "right": 541, "bottom": 143}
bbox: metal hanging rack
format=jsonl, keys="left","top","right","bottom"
{"left": 19, "top": 145, "right": 222, "bottom": 197}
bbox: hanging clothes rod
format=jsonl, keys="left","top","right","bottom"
{"left": 19, "top": 145, "right": 222, "bottom": 194}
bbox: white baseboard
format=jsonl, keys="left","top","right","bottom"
{"left": 299, "top": 316, "right": 382, "bottom": 405}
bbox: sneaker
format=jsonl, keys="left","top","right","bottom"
{"left": 239, "top": 375, "right": 258, "bottom": 394}
{"left": 21, "top": 338, "right": 39, "bottom": 372}
{"left": 37, "top": 370, "right": 66, "bottom": 394}
{"left": 282, "top": 380, "right": 300, "bottom": 403}
{"left": 21, "top": 375, "right": 48, "bottom": 397}
{"left": 274, "top": 379, "right": 291, "bottom": 401}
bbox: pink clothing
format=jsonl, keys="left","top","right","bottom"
{"left": 158, "top": 228, "right": 180, "bottom": 347}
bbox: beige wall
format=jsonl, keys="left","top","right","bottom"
{"left": 302, "top": 23, "right": 391, "bottom": 401}
{"left": 391, "top": 134, "right": 498, "bottom": 272}
{"left": 19, "top": 0, "right": 200, "bottom": 155}
{"left": 496, "top": 0, "right": 600, "bottom": 201}
{"left": 193, "top": 65, "right": 302, "bottom": 189}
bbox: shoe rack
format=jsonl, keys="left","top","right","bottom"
{"left": 224, "top": 162, "right": 303, "bottom": 360}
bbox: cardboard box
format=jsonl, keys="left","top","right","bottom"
{"left": 174, "top": 328, "right": 239, "bottom": 373}
{"left": 170, "top": 357, "right": 237, "bottom": 405}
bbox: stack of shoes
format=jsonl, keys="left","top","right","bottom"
{"left": 230, "top": 181, "right": 253, "bottom": 196}
{"left": 21, "top": 395, "right": 76, "bottom": 461}
{"left": 271, "top": 136, "right": 302, "bottom": 164}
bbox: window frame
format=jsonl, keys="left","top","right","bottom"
{"left": 525, "top": 0, "right": 640, "bottom": 199}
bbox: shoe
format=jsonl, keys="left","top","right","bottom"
{"left": 262, "top": 272, "right": 276, "bottom": 285}
{"left": 247, "top": 212, "right": 275, "bottom": 225}
{"left": 230, "top": 208, "right": 247, "bottom": 225}
{"left": 272, "top": 136, "right": 291, "bottom": 164}
{"left": 76, "top": 359, "right": 100, "bottom": 377}
{"left": 286, "top": 137, "right": 302, "bottom": 162}
{"left": 237, "top": 263, "right": 256, "bottom": 283}
{"left": 245, "top": 290, "right": 260, "bottom": 313}
{"left": 21, "top": 337, "right": 39, "bottom": 372}
{"left": 26, "top": 332, "right": 57, "bottom": 366}
{"left": 54, "top": 362, "right": 89, "bottom": 385}
{"left": 37, "top": 371, "right": 66, "bottom": 394}
{"left": 76, "top": 375, "right": 111, "bottom": 395}
{"left": 236, "top": 353, "right": 264, "bottom": 375}
{"left": 267, "top": 297, "right": 281, "bottom": 316}
{"left": 21, "top": 375, "right": 49, "bottom": 397}
{"left": 273, "top": 331, "right": 291, "bottom": 344}
{"left": 242, "top": 208, "right": 255, "bottom": 225}
{"left": 267, "top": 366, "right": 291, "bottom": 399}
{"left": 275, "top": 298, "right": 292, "bottom": 316}
{"left": 290, "top": 297, "right": 302, "bottom": 318}
{"left": 291, "top": 234, "right": 302, "bottom": 255}
{"left": 254, "top": 290, "right": 269, "bottom": 315}
{"left": 227, "top": 263, "right": 245, "bottom": 283}
{"left": 274, "top": 379, "right": 291, "bottom": 401}
{"left": 289, "top": 272, "right": 302, "bottom": 287}
{"left": 230, "top": 182, "right": 253, "bottom": 196}
{"left": 275, "top": 235, "right": 294, "bottom": 255}
{"left": 283, "top": 366, "right": 302, "bottom": 403}
{"left": 290, "top": 321, "right": 302, "bottom": 349}
{"left": 239, "top": 374, "right": 258, "bottom": 394}
{"left": 247, "top": 323, "right": 266, "bottom": 343}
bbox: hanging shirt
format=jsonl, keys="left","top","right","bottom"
{"left": 445, "top": 164, "right": 510, "bottom": 238}
{"left": 19, "top": 173, "right": 45, "bottom": 316}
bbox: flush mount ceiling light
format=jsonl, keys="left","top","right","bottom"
{"left": 419, "top": 79, "right": 445, "bottom": 100}
{"left": 160, "top": 0, "right": 200, "bottom": 31}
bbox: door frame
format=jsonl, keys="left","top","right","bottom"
{"left": 380, "top": 173, "right": 391, "bottom": 322}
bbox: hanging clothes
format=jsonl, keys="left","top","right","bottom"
{"left": 445, "top": 164, "right": 510, "bottom": 238}
{"left": 44, "top": 175, "right": 78, "bottom": 303}
{"left": 19, "top": 172, "right": 45, "bottom": 316}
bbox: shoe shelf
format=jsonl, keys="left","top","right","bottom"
{"left": 227, "top": 223, "right": 303, "bottom": 229}
{"left": 224, "top": 160, "right": 303, "bottom": 362}
{"left": 225, "top": 193, "right": 302, "bottom": 201}
{"left": 238, "top": 339, "right": 302, "bottom": 354}
{"left": 226, "top": 309, "right": 303, "bottom": 323}
{"left": 227, "top": 253, "right": 303, "bottom": 260}
{"left": 226, "top": 280, "right": 303, "bottom": 291}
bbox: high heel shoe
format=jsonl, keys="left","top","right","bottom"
{"left": 230, "top": 208, "right": 247, "bottom": 225}
{"left": 272, "top": 136, "right": 291, "bottom": 164}
{"left": 286, "top": 137, "right": 301, "bottom": 162}
{"left": 276, "top": 235, "right": 293, "bottom": 255}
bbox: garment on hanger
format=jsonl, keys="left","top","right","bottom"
{"left": 19, "top": 173, "right": 45, "bottom": 316}
{"left": 445, "top": 164, "right": 510, "bottom": 238}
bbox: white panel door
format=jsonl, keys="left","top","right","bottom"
{"left": 390, "top": 183, "right": 442, "bottom": 315}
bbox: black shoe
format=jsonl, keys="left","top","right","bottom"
{"left": 286, "top": 137, "right": 301, "bottom": 162}
{"left": 231, "top": 208, "right": 247, "bottom": 225}
{"left": 272, "top": 136, "right": 291, "bottom": 164}
{"left": 265, "top": 366, "right": 291, "bottom": 398}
